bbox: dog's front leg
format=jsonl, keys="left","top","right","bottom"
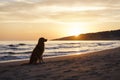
{"left": 41, "top": 56, "right": 44, "bottom": 63}
{"left": 38, "top": 56, "right": 44, "bottom": 64}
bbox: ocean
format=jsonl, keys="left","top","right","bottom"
{"left": 0, "top": 40, "right": 120, "bottom": 63}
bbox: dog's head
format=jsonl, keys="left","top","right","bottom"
{"left": 38, "top": 37, "right": 47, "bottom": 43}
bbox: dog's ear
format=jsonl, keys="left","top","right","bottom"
{"left": 38, "top": 38, "right": 43, "bottom": 42}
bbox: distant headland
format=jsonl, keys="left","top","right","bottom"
{"left": 53, "top": 29, "right": 120, "bottom": 40}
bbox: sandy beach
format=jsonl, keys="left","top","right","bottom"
{"left": 0, "top": 47, "right": 120, "bottom": 80}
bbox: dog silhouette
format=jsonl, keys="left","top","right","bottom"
{"left": 29, "top": 37, "right": 47, "bottom": 64}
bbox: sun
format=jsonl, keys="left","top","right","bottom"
{"left": 69, "top": 27, "right": 80, "bottom": 36}
{"left": 67, "top": 24, "right": 84, "bottom": 36}
{"left": 65, "top": 22, "right": 88, "bottom": 36}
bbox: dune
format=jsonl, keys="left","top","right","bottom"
{"left": 0, "top": 47, "right": 120, "bottom": 80}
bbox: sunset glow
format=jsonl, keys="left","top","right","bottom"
{"left": 0, "top": 0, "right": 120, "bottom": 40}
{"left": 68, "top": 27, "right": 80, "bottom": 36}
{"left": 66, "top": 22, "right": 90, "bottom": 36}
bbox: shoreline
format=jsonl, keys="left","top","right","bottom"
{"left": 0, "top": 47, "right": 120, "bottom": 80}
{"left": 0, "top": 46, "right": 119, "bottom": 64}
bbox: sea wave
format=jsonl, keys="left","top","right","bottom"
{"left": 0, "top": 41, "right": 120, "bottom": 62}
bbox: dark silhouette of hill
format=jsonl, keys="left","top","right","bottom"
{"left": 54, "top": 29, "right": 120, "bottom": 40}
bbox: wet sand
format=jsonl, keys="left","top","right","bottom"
{"left": 0, "top": 47, "right": 120, "bottom": 80}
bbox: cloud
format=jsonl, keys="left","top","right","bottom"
{"left": 0, "top": 0, "right": 120, "bottom": 23}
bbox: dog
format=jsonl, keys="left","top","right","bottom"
{"left": 29, "top": 37, "right": 47, "bottom": 64}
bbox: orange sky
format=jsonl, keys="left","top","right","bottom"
{"left": 0, "top": 25, "right": 120, "bottom": 40}
{"left": 0, "top": 0, "right": 120, "bottom": 40}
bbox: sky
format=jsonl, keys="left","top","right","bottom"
{"left": 0, "top": 0, "right": 120, "bottom": 40}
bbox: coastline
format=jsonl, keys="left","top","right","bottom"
{"left": 0, "top": 46, "right": 119, "bottom": 64}
{"left": 0, "top": 40, "right": 120, "bottom": 63}
{"left": 0, "top": 47, "right": 120, "bottom": 80}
